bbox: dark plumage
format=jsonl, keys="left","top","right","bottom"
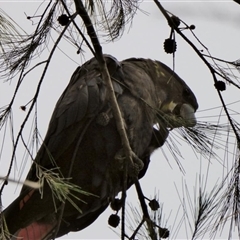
{"left": 1, "top": 55, "right": 198, "bottom": 239}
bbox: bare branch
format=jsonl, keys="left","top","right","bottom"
{"left": 153, "top": 0, "right": 240, "bottom": 144}
{"left": 0, "top": 16, "right": 73, "bottom": 196}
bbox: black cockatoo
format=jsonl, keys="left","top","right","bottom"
{"left": 1, "top": 55, "right": 198, "bottom": 239}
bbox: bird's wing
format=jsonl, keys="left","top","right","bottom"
{"left": 3, "top": 56, "right": 197, "bottom": 240}
{"left": 2, "top": 55, "right": 125, "bottom": 239}
{"left": 23, "top": 55, "right": 124, "bottom": 184}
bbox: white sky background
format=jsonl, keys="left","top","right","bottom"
{"left": 1, "top": 1, "right": 240, "bottom": 239}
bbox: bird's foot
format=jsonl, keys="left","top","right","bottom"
{"left": 114, "top": 148, "right": 144, "bottom": 179}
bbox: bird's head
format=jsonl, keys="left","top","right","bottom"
{"left": 151, "top": 60, "right": 198, "bottom": 129}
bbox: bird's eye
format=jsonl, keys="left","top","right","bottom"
{"left": 183, "top": 88, "right": 191, "bottom": 97}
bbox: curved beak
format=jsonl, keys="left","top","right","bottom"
{"left": 179, "top": 103, "right": 197, "bottom": 127}
{"left": 159, "top": 102, "right": 197, "bottom": 128}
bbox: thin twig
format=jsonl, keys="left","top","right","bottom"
{"left": 73, "top": 1, "right": 136, "bottom": 239}
{"left": 0, "top": 0, "right": 55, "bottom": 195}
{"left": 59, "top": 0, "right": 95, "bottom": 56}
{"left": 0, "top": 13, "right": 73, "bottom": 195}
{"left": 21, "top": 60, "right": 48, "bottom": 79}
{"left": 153, "top": 0, "right": 240, "bottom": 145}
{"left": 135, "top": 179, "right": 157, "bottom": 240}
{"left": 129, "top": 218, "right": 145, "bottom": 240}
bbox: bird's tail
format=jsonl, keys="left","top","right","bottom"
{"left": 11, "top": 222, "right": 55, "bottom": 240}
{"left": 1, "top": 189, "right": 56, "bottom": 240}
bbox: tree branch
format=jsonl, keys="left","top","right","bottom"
{"left": 53, "top": 1, "right": 137, "bottom": 239}
{"left": 135, "top": 180, "right": 157, "bottom": 240}
{"left": 0, "top": 13, "right": 73, "bottom": 196}
{"left": 153, "top": 0, "right": 240, "bottom": 145}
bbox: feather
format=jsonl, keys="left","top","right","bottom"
{"left": 1, "top": 55, "right": 198, "bottom": 239}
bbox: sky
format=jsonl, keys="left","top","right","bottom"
{"left": 1, "top": 1, "right": 240, "bottom": 239}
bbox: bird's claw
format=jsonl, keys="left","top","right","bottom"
{"left": 114, "top": 148, "right": 144, "bottom": 179}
